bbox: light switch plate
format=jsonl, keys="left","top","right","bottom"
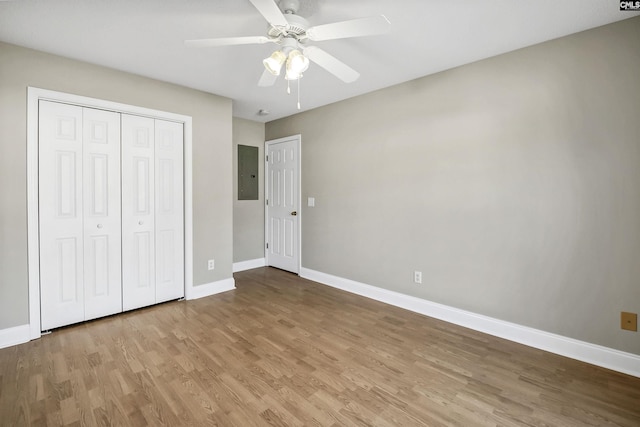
{"left": 308, "top": 197, "right": 315, "bottom": 207}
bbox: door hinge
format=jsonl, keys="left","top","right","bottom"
{"left": 266, "top": 155, "right": 269, "bottom": 162}
{"left": 266, "top": 242, "right": 269, "bottom": 249}
{"left": 266, "top": 199, "right": 268, "bottom": 206}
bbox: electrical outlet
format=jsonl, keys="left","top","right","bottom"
{"left": 621, "top": 312, "right": 637, "bottom": 331}
{"left": 414, "top": 271, "right": 422, "bottom": 284}
{"left": 207, "top": 259, "right": 215, "bottom": 270}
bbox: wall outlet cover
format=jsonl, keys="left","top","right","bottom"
{"left": 621, "top": 312, "right": 637, "bottom": 331}
{"left": 413, "top": 271, "right": 422, "bottom": 284}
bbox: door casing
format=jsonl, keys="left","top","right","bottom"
{"left": 27, "top": 87, "right": 194, "bottom": 339}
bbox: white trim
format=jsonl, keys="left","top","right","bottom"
{"left": 186, "top": 278, "right": 236, "bottom": 300}
{"left": 233, "top": 258, "right": 266, "bottom": 272}
{"left": 0, "top": 324, "right": 31, "bottom": 349}
{"left": 300, "top": 267, "right": 640, "bottom": 379}
{"left": 184, "top": 115, "right": 194, "bottom": 308}
{"left": 27, "top": 88, "right": 41, "bottom": 340}
{"left": 264, "top": 134, "right": 302, "bottom": 274}
{"left": 27, "top": 87, "right": 194, "bottom": 339}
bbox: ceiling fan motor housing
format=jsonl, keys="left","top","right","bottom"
{"left": 268, "top": 10, "right": 310, "bottom": 41}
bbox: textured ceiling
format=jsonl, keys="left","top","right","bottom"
{"left": 0, "top": 0, "right": 638, "bottom": 122}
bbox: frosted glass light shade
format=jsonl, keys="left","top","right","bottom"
{"left": 285, "top": 50, "right": 309, "bottom": 80}
{"left": 263, "top": 50, "right": 286, "bottom": 76}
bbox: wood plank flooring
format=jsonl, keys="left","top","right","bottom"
{"left": 1, "top": 267, "right": 639, "bottom": 426}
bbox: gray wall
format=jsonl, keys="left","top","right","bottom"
{"left": 0, "top": 41, "right": 233, "bottom": 329}
{"left": 266, "top": 17, "right": 640, "bottom": 355}
{"left": 233, "top": 118, "right": 265, "bottom": 263}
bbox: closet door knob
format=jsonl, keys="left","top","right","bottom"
{"left": 138, "top": 220, "right": 144, "bottom": 225}
{"left": 97, "top": 224, "right": 103, "bottom": 229}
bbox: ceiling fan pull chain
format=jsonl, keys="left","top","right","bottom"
{"left": 297, "top": 78, "right": 301, "bottom": 110}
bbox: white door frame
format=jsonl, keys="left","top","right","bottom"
{"left": 27, "top": 87, "right": 194, "bottom": 339}
{"left": 264, "top": 134, "right": 302, "bottom": 274}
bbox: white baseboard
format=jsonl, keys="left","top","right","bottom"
{"left": 186, "top": 277, "right": 236, "bottom": 300}
{"left": 1, "top": 280, "right": 235, "bottom": 350}
{"left": 233, "top": 258, "right": 266, "bottom": 273}
{"left": 300, "top": 267, "right": 640, "bottom": 378}
{"left": 0, "top": 324, "right": 31, "bottom": 349}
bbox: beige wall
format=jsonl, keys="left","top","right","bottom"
{"left": 233, "top": 118, "right": 265, "bottom": 263}
{"left": 0, "top": 41, "right": 233, "bottom": 329}
{"left": 267, "top": 17, "right": 640, "bottom": 355}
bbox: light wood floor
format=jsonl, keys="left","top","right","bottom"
{"left": 1, "top": 267, "right": 639, "bottom": 426}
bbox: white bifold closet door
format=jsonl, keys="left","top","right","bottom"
{"left": 154, "top": 119, "right": 185, "bottom": 304}
{"left": 121, "top": 115, "right": 184, "bottom": 311}
{"left": 39, "top": 101, "right": 184, "bottom": 330}
{"left": 39, "top": 101, "right": 122, "bottom": 330}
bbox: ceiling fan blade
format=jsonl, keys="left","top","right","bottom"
{"left": 248, "top": 0, "right": 288, "bottom": 28}
{"left": 258, "top": 69, "right": 278, "bottom": 87}
{"left": 185, "top": 36, "right": 272, "bottom": 48}
{"left": 303, "top": 46, "right": 360, "bottom": 83}
{"left": 307, "top": 15, "right": 390, "bottom": 41}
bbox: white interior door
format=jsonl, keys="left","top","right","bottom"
{"left": 266, "top": 136, "right": 300, "bottom": 273}
{"left": 39, "top": 102, "right": 122, "bottom": 329}
{"left": 30, "top": 88, "right": 192, "bottom": 337}
{"left": 154, "top": 120, "right": 184, "bottom": 303}
{"left": 39, "top": 101, "right": 85, "bottom": 330}
{"left": 121, "top": 114, "right": 156, "bottom": 311}
{"left": 82, "top": 107, "right": 122, "bottom": 320}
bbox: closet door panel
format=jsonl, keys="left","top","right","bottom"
{"left": 122, "top": 115, "right": 156, "bottom": 311}
{"left": 83, "top": 107, "right": 122, "bottom": 320}
{"left": 39, "top": 101, "right": 85, "bottom": 330}
{"left": 155, "top": 120, "right": 184, "bottom": 303}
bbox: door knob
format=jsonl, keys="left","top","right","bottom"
{"left": 138, "top": 220, "right": 144, "bottom": 225}
{"left": 291, "top": 211, "right": 297, "bottom": 216}
{"left": 97, "top": 224, "right": 103, "bottom": 229}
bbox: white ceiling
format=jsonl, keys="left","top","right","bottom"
{"left": 1, "top": 0, "right": 637, "bottom": 122}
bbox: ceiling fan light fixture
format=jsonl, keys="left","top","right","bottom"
{"left": 285, "top": 49, "right": 309, "bottom": 80}
{"left": 263, "top": 50, "right": 286, "bottom": 76}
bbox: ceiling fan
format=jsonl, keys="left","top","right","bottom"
{"left": 185, "top": 0, "right": 391, "bottom": 88}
